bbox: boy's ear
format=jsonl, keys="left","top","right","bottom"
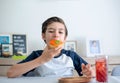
{"left": 42, "top": 33, "right": 45, "bottom": 40}
{"left": 64, "top": 36, "right": 67, "bottom": 41}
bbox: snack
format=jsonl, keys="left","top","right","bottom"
{"left": 49, "top": 39, "right": 63, "bottom": 48}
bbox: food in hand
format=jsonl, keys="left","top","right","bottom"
{"left": 49, "top": 39, "right": 63, "bottom": 48}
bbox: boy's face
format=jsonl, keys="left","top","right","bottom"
{"left": 42, "top": 22, "right": 67, "bottom": 46}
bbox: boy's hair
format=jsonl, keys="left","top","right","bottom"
{"left": 42, "top": 16, "right": 68, "bottom": 36}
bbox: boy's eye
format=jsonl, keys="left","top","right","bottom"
{"left": 48, "top": 30, "right": 64, "bottom": 34}
{"left": 59, "top": 31, "right": 64, "bottom": 34}
{"left": 48, "top": 31, "right": 54, "bottom": 33}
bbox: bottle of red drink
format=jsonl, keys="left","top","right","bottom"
{"left": 95, "top": 55, "right": 108, "bottom": 83}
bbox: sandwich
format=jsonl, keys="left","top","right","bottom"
{"left": 49, "top": 39, "right": 63, "bottom": 48}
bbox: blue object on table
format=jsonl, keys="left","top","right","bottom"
{"left": 111, "top": 66, "right": 120, "bottom": 76}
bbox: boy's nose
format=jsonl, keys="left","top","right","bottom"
{"left": 54, "top": 31, "right": 59, "bottom": 36}
{"left": 53, "top": 31, "right": 59, "bottom": 37}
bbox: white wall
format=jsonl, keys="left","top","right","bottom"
{"left": 0, "top": 0, "right": 120, "bottom": 56}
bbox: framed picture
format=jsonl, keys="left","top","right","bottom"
{"left": 86, "top": 39, "right": 103, "bottom": 57}
{"left": 64, "top": 41, "right": 77, "bottom": 52}
{"left": 1, "top": 43, "right": 13, "bottom": 57}
{"left": 0, "top": 44, "right": 2, "bottom": 57}
{"left": 12, "top": 34, "right": 27, "bottom": 56}
{"left": 0, "top": 34, "right": 11, "bottom": 44}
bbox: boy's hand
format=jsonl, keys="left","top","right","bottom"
{"left": 40, "top": 45, "right": 62, "bottom": 63}
{"left": 81, "top": 63, "right": 95, "bottom": 78}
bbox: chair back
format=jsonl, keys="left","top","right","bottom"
{"left": 111, "top": 66, "right": 120, "bottom": 76}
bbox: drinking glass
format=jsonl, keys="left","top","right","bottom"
{"left": 95, "top": 55, "right": 108, "bottom": 83}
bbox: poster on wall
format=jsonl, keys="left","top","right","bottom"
{"left": 0, "top": 45, "right": 2, "bottom": 57}
{"left": 12, "top": 34, "right": 27, "bottom": 56}
{"left": 0, "top": 34, "right": 11, "bottom": 44}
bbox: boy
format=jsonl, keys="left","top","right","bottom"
{"left": 7, "top": 16, "right": 95, "bottom": 78}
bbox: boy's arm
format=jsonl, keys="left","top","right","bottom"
{"left": 7, "top": 46, "right": 62, "bottom": 78}
{"left": 7, "top": 56, "right": 45, "bottom": 78}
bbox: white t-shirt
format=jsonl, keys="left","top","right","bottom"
{"left": 34, "top": 54, "right": 74, "bottom": 77}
